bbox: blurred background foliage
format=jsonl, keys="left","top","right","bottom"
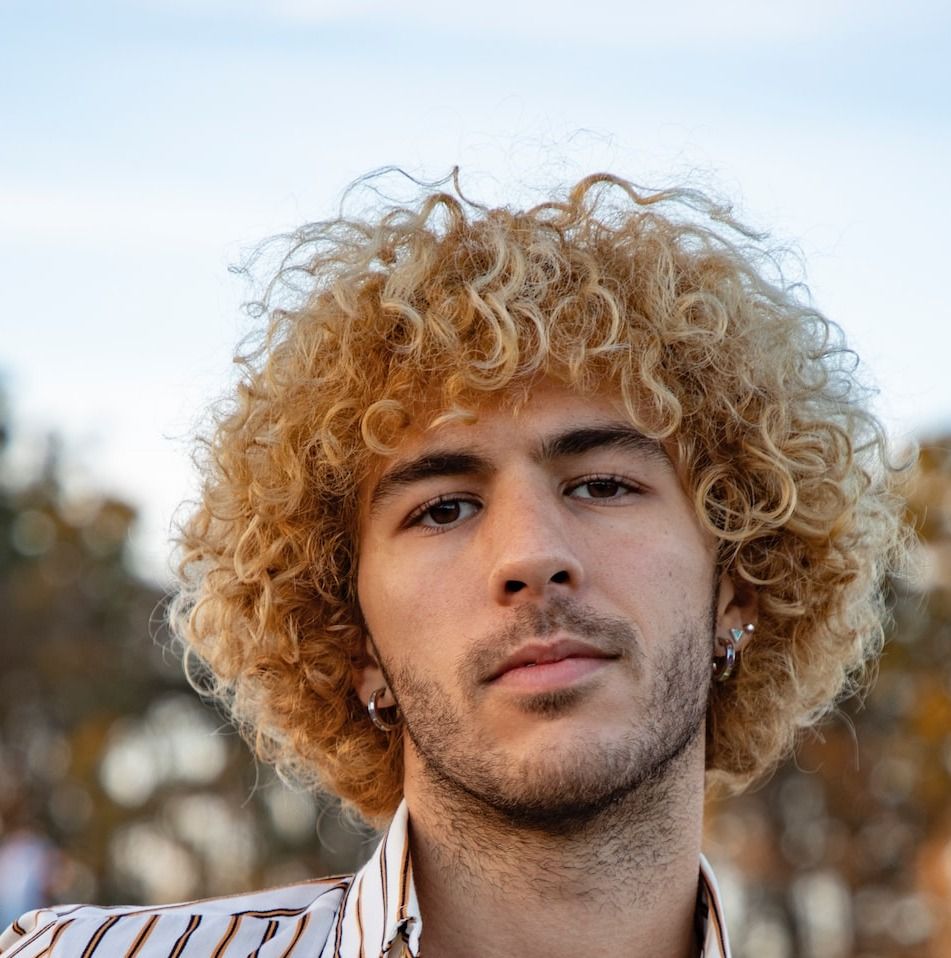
{"left": 0, "top": 392, "right": 948, "bottom": 958}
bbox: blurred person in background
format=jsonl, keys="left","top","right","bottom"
{"left": 0, "top": 172, "right": 909, "bottom": 958}
{"left": 0, "top": 796, "right": 68, "bottom": 930}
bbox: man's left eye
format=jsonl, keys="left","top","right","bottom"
{"left": 568, "top": 477, "right": 639, "bottom": 500}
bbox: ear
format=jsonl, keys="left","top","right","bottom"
{"left": 352, "top": 635, "right": 396, "bottom": 709}
{"left": 714, "top": 571, "right": 758, "bottom": 652}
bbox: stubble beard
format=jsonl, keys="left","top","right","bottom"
{"left": 376, "top": 594, "right": 715, "bottom": 836}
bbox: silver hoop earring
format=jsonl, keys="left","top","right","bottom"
{"left": 712, "top": 624, "right": 754, "bottom": 682}
{"left": 368, "top": 687, "right": 401, "bottom": 732}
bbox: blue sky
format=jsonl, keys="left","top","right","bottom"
{"left": 2, "top": 0, "right": 949, "bottom": 582}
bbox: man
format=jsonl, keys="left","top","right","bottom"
{"left": 1, "top": 172, "right": 905, "bottom": 957}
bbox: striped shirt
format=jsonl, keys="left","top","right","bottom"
{"left": 0, "top": 801, "right": 731, "bottom": 958}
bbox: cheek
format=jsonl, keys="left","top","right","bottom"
{"left": 596, "top": 520, "right": 714, "bottom": 609}
{"left": 357, "top": 547, "right": 473, "bottom": 666}
{"left": 356, "top": 556, "right": 399, "bottom": 643}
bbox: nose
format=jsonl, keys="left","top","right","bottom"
{"left": 485, "top": 484, "right": 584, "bottom": 607}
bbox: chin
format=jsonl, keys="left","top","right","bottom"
{"left": 415, "top": 717, "right": 704, "bottom": 836}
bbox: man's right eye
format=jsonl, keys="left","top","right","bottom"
{"left": 407, "top": 497, "right": 480, "bottom": 530}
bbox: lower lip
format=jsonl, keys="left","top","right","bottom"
{"left": 491, "top": 656, "right": 611, "bottom": 692}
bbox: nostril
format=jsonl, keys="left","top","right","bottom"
{"left": 550, "top": 570, "right": 570, "bottom": 584}
{"left": 504, "top": 580, "right": 527, "bottom": 594}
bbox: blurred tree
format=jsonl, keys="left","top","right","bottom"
{"left": 706, "top": 438, "right": 951, "bottom": 958}
{"left": 0, "top": 392, "right": 373, "bottom": 912}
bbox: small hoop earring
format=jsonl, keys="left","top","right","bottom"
{"left": 712, "top": 623, "right": 754, "bottom": 682}
{"left": 368, "top": 687, "right": 401, "bottom": 732}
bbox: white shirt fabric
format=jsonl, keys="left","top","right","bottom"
{"left": 0, "top": 801, "right": 731, "bottom": 958}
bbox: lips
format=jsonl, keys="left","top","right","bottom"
{"left": 486, "top": 638, "right": 618, "bottom": 682}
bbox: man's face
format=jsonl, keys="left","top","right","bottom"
{"left": 356, "top": 380, "right": 732, "bottom": 826}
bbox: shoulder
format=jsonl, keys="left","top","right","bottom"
{"left": 0, "top": 876, "right": 352, "bottom": 958}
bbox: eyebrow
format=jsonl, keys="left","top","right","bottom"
{"left": 538, "top": 425, "right": 669, "bottom": 465}
{"left": 367, "top": 423, "right": 669, "bottom": 514}
{"left": 369, "top": 452, "right": 491, "bottom": 513}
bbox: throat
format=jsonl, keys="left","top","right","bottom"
{"left": 404, "top": 739, "right": 706, "bottom": 958}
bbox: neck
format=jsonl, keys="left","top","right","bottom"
{"left": 404, "top": 736, "right": 706, "bottom": 958}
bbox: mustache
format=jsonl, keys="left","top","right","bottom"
{"left": 460, "top": 595, "right": 643, "bottom": 685}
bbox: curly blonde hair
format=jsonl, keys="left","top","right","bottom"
{"left": 170, "top": 171, "right": 907, "bottom": 824}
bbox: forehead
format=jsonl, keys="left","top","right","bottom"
{"left": 376, "top": 380, "right": 632, "bottom": 461}
{"left": 357, "top": 380, "right": 674, "bottom": 505}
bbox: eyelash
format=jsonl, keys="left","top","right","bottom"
{"left": 566, "top": 473, "right": 645, "bottom": 499}
{"left": 403, "top": 474, "right": 644, "bottom": 532}
{"left": 403, "top": 494, "right": 481, "bottom": 531}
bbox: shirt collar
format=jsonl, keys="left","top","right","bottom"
{"left": 698, "top": 853, "right": 732, "bottom": 958}
{"left": 321, "top": 800, "right": 420, "bottom": 958}
{"left": 325, "top": 800, "right": 731, "bottom": 958}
